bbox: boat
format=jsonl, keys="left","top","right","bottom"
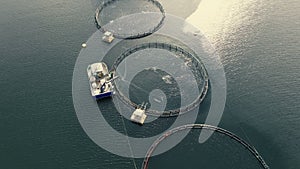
{"left": 87, "top": 62, "right": 114, "bottom": 100}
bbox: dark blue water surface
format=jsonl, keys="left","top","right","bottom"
{"left": 0, "top": 0, "right": 299, "bottom": 168}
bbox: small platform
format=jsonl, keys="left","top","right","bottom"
{"left": 130, "top": 103, "right": 147, "bottom": 125}
{"left": 102, "top": 31, "right": 114, "bottom": 43}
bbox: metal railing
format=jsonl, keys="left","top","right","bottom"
{"left": 95, "top": 0, "right": 166, "bottom": 39}
{"left": 142, "top": 124, "right": 270, "bottom": 169}
{"left": 111, "top": 42, "right": 209, "bottom": 117}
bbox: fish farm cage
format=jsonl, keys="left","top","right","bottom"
{"left": 142, "top": 124, "right": 270, "bottom": 169}
{"left": 95, "top": 0, "right": 166, "bottom": 39}
{"left": 110, "top": 42, "right": 209, "bottom": 117}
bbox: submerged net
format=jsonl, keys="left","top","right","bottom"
{"left": 111, "top": 42, "right": 209, "bottom": 117}
{"left": 95, "top": 0, "right": 165, "bottom": 39}
{"left": 142, "top": 124, "right": 270, "bottom": 169}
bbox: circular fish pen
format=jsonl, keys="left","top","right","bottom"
{"left": 111, "top": 42, "right": 209, "bottom": 117}
{"left": 142, "top": 124, "right": 270, "bottom": 169}
{"left": 95, "top": 0, "right": 166, "bottom": 39}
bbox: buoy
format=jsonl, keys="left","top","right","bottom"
{"left": 82, "top": 43, "right": 87, "bottom": 48}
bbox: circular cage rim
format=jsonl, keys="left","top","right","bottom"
{"left": 110, "top": 42, "right": 209, "bottom": 117}
{"left": 142, "top": 124, "right": 270, "bottom": 169}
{"left": 95, "top": 0, "right": 166, "bottom": 39}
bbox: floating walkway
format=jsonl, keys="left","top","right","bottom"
{"left": 110, "top": 42, "right": 209, "bottom": 117}
{"left": 95, "top": 0, "right": 166, "bottom": 39}
{"left": 141, "top": 124, "right": 270, "bottom": 169}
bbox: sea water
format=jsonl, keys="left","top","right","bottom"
{"left": 0, "top": 0, "right": 299, "bottom": 168}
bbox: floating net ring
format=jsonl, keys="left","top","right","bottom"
{"left": 111, "top": 42, "right": 209, "bottom": 117}
{"left": 142, "top": 124, "right": 270, "bottom": 169}
{"left": 95, "top": 0, "right": 166, "bottom": 39}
